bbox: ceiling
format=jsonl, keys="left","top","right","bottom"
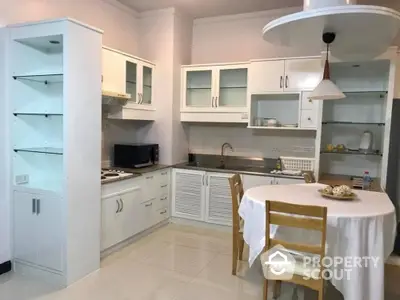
{"left": 118, "top": 0, "right": 399, "bottom": 18}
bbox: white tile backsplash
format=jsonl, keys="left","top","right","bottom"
{"left": 102, "top": 115, "right": 138, "bottom": 166}
{"left": 188, "top": 124, "right": 316, "bottom": 158}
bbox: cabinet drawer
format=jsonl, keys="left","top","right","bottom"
{"left": 139, "top": 199, "right": 155, "bottom": 230}
{"left": 159, "top": 169, "right": 170, "bottom": 185}
{"left": 300, "top": 110, "right": 317, "bottom": 128}
{"left": 154, "top": 195, "right": 169, "bottom": 210}
{"left": 301, "top": 96, "right": 318, "bottom": 110}
{"left": 153, "top": 207, "right": 169, "bottom": 225}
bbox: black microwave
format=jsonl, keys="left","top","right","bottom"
{"left": 113, "top": 143, "right": 159, "bottom": 168}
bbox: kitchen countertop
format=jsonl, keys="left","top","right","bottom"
{"left": 174, "top": 162, "right": 304, "bottom": 180}
{"left": 101, "top": 173, "right": 141, "bottom": 185}
{"left": 101, "top": 165, "right": 171, "bottom": 185}
{"left": 319, "top": 173, "right": 383, "bottom": 192}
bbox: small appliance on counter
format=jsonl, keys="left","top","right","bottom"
{"left": 359, "top": 131, "right": 373, "bottom": 152}
{"left": 113, "top": 143, "right": 159, "bottom": 168}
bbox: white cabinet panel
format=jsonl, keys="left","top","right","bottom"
{"left": 249, "top": 60, "right": 285, "bottom": 93}
{"left": 138, "top": 199, "right": 155, "bottom": 231}
{"left": 102, "top": 48, "right": 126, "bottom": 95}
{"left": 13, "top": 191, "right": 63, "bottom": 272}
{"left": 120, "top": 188, "right": 141, "bottom": 239}
{"left": 205, "top": 173, "right": 234, "bottom": 226}
{"left": 101, "top": 195, "right": 123, "bottom": 251}
{"left": 243, "top": 175, "right": 274, "bottom": 191}
{"left": 35, "top": 196, "right": 63, "bottom": 272}
{"left": 13, "top": 191, "right": 37, "bottom": 265}
{"left": 300, "top": 110, "right": 318, "bottom": 128}
{"left": 284, "top": 59, "right": 322, "bottom": 92}
{"left": 172, "top": 169, "right": 205, "bottom": 221}
{"left": 275, "top": 178, "right": 304, "bottom": 185}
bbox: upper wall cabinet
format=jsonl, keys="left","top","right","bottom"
{"left": 249, "top": 58, "right": 322, "bottom": 94}
{"left": 102, "top": 47, "right": 156, "bottom": 120}
{"left": 181, "top": 63, "right": 249, "bottom": 113}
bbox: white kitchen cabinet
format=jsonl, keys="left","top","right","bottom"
{"left": 249, "top": 58, "right": 321, "bottom": 94}
{"left": 299, "top": 91, "right": 319, "bottom": 129}
{"left": 102, "top": 46, "right": 156, "bottom": 121}
{"left": 101, "top": 186, "right": 142, "bottom": 251}
{"left": 181, "top": 63, "right": 249, "bottom": 122}
{"left": 284, "top": 59, "right": 322, "bottom": 92}
{"left": 172, "top": 169, "right": 206, "bottom": 221}
{"left": 101, "top": 194, "right": 124, "bottom": 251}
{"left": 102, "top": 47, "right": 126, "bottom": 96}
{"left": 13, "top": 191, "right": 63, "bottom": 272}
{"left": 242, "top": 174, "right": 274, "bottom": 190}
{"left": 249, "top": 60, "right": 285, "bottom": 93}
{"left": 205, "top": 173, "right": 234, "bottom": 226}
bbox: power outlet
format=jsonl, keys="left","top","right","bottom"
{"left": 15, "top": 174, "right": 29, "bottom": 184}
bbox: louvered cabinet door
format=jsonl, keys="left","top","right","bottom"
{"left": 172, "top": 169, "right": 206, "bottom": 221}
{"left": 205, "top": 173, "right": 234, "bottom": 226}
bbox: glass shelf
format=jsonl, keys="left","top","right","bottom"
{"left": 143, "top": 84, "right": 152, "bottom": 88}
{"left": 321, "top": 150, "right": 382, "bottom": 156}
{"left": 187, "top": 87, "right": 212, "bottom": 90}
{"left": 13, "top": 112, "right": 63, "bottom": 117}
{"left": 322, "top": 121, "right": 385, "bottom": 126}
{"left": 14, "top": 147, "right": 63, "bottom": 155}
{"left": 343, "top": 90, "right": 387, "bottom": 95}
{"left": 126, "top": 80, "right": 137, "bottom": 85}
{"left": 13, "top": 73, "right": 63, "bottom": 84}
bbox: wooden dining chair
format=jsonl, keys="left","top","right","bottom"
{"left": 263, "top": 201, "right": 327, "bottom": 300}
{"left": 228, "top": 173, "right": 245, "bottom": 275}
{"left": 303, "top": 171, "right": 316, "bottom": 183}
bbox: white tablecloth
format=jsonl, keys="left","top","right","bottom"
{"left": 239, "top": 183, "right": 397, "bottom": 300}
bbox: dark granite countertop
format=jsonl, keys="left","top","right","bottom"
{"left": 173, "top": 162, "right": 304, "bottom": 180}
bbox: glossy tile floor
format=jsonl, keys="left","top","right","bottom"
{"left": 0, "top": 223, "right": 398, "bottom": 300}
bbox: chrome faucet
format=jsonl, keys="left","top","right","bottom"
{"left": 221, "top": 142, "right": 234, "bottom": 167}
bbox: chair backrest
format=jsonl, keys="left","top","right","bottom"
{"left": 229, "top": 174, "right": 244, "bottom": 232}
{"left": 265, "top": 201, "right": 327, "bottom": 259}
{"left": 303, "top": 171, "right": 316, "bottom": 183}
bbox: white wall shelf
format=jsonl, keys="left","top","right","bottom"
{"left": 13, "top": 74, "right": 63, "bottom": 84}
{"left": 13, "top": 147, "right": 63, "bottom": 155}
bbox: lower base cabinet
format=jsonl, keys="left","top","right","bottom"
{"left": 172, "top": 169, "right": 304, "bottom": 226}
{"left": 101, "top": 169, "right": 171, "bottom": 251}
{"left": 13, "top": 190, "right": 63, "bottom": 272}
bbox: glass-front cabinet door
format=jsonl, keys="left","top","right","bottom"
{"left": 215, "top": 66, "right": 248, "bottom": 110}
{"left": 183, "top": 68, "right": 213, "bottom": 109}
{"left": 126, "top": 60, "right": 138, "bottom": 104}
{"left": 141, "top": 64, "right": 153, "bottom": 105}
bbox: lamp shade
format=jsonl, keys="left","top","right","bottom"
{"left": 309, "top": 79, "right": 346, "bottom": 100}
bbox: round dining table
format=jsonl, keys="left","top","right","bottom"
{"left": 239, "top": 183, "right": 397, "bottom": 300}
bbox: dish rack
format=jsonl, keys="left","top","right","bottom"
{"left": 280, "top": 156, "right": 315, "bottom": 172}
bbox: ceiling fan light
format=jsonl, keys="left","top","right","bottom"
{"left": 309, "top": 79, "right": 346, "bottom": 100}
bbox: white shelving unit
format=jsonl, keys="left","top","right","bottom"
{"left": 8, "top": 18, "right": 103, "bottom": 286}
{"left": 318, "top": 59, "right": 395, "bottom": 187}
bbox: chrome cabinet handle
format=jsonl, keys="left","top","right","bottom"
{"left": 206, "top": 176, "right": 209, "bottom": 186}
{"left": 160, "top": 209, "right": 167, "bottom": 215}
{"left": 215, "top": 97, "right": 218, "bottom": 107}
{"left": 146, "top": 176, "right": 154, "bottom": 180}
{"left": 309, "top": 99, "right": 313, "bottom": 103}
{"left": 161, "top": 196, "right": 168, "bottom": 201}
{"left": 161, "top": 184, "right": 168, "bottom": 188}
{"left": 161, "top": 172, "right": 168, "bottom": 175}
{"left": 285, "top": 76, "right": 289, "bottom": 88}
{"left": 145, "top": 202, "right": 153, "bottom": 207}
{"left": 32, "top": 198, "right": 36, "bottom": 214}
{"left": 120, "top": 199, "right": 124, "bottom": 212}
{"left": 308, "top": 117, "right": 311, "bottom": 121}
{"left": 116, "top": 199, "right": 120, "bottom": 213}
{"left": 211, "top": 97, "right": 215, "bottom": 108}
{"left": 36, "top": 199, "right": 40, "bottom": 215}
{"left": 280, "top": 76, "right": 283, "bottom": 88}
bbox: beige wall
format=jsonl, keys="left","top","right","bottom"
{"left": 0, "top": 0, "right": 139, "bottom": 54}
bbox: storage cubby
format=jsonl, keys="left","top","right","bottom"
{"left": 249, "top": 93, "right": 300, "bottom": 127}
{"left": 10, "top": 35, "right": 64, "bottom": 193}
{"left": 319, "top": 60, "right": 390, "bottom": 179}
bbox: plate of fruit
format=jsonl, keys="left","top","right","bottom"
{"left": 318, "top": 185, "right": 357, "bottom": 201}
